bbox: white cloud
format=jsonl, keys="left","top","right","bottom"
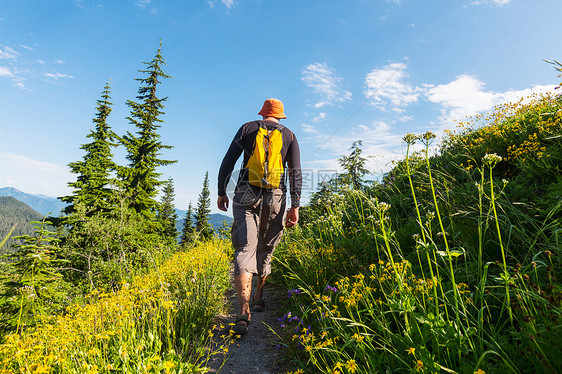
{"left": 425, "top": 75, "right": 495, "bottom": 121}
{"left": 135, "top": 0, "right": 150, "bottom": 7}
{"left": 54, "top": 60, "right": 64, "bottom": 64}
{"left": 425, "top": 74, "right": 555, "bottom": 124}
{"left": 302, "top": 62, "right": 352, "bottom": 108}
{"left": 45, "top": 72, "right": 75, "bottom": 80}
{"left": 221, "top": 0, "right": 237, "bottom": 8}
{"left": 37, "top": 59, "right": 45, "bottom": 64}
{"left": 0, "top": 45, "right": 18, "bottom": 60}
{"left": 301, "top": 123, "right": 319, "bottom": 134}
{"left": 0, "top": 66, "right": 13, "bottom": 77}
{"left": 20, "top": 44, "right": 33, "bottom": 51}
{"left": 364, "top": 61, "right": 422, "bottom": 112}
{"left": 303, "top": 120, "right": 405, "bottom": 175}
{"left": 0, "top": 152, "right": 72, "bottom": 197}
{"left": 313, "top": 112, "right": 327, "bottom": 123}
{"left": 208, "top": 0, "right": 237, "bottom": 9}
{"left": 470, "top": 0, "right": 511, "bottom": 6}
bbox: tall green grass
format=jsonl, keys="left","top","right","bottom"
{"left": 274, "top": 94, "right": 561, "bottom": 374}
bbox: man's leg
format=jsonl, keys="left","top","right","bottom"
{"left": 235, "top": 272, "right": 253, "bottom": 318}
{"left": 254, "top": 275, "right": 266, "bottom": 303}
{"left": 231, "top": 193, "right": 261, "bottom": 331}
{"left": 255, "top": 189, "right": 286, "bottom": 306}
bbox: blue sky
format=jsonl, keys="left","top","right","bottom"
{"left": 0, "top": 0, "right": 559, "bottom": 213}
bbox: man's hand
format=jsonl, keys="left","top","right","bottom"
{"left": 285, "top": 206, "right": 299, "bottom": 228}
{"left": 217, "top": 195, "right": 229, "bottom": 212}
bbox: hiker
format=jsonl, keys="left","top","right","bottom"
{"left": 217, "top": 98, "right": 302, "bottom": 335}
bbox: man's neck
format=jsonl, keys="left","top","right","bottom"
{"left": 262, "top": 116, "right": 279, "bottom": 123}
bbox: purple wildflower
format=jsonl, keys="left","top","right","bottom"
{"left": 288, "top": 289, "right": 302, "bottom": 298}
{"left": 325, "top": 285, "right": 338, "bottom": 293}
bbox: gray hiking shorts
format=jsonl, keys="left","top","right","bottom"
{"left": 231, "top": 185, "right": 286, "bottom": 277}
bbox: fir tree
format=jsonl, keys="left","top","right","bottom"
{"left": 337, "top": 140, "right": 370, "bottom": 190}
{"left": 180, "top": 201, "right": 195, "bottom": 246}
{"left": 157, "top": 178, "right": 178, "bottom": 240}
{"left": 60, "top": 81, "right": 117, "bottom": 216}
{"left": 194, "top": 172, "right": 214, "bottom": 240}
{"left": 119, "top": 42, "right": 176, "bottom": 218}
{"left": 0, "top": 219, "right": 64, "bottom": 334}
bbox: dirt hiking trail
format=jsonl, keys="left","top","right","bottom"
{"left": 207, "top": 275, "right": 293, "bottom": 374}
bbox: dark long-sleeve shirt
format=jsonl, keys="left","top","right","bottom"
{"left": 218, "top": 120, "right": 302, "bottom": 207}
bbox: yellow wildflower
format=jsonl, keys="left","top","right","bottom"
{"left": 163, "top": 361, "right": 176, "bottom": 370}
{"left": 474, "top": 370, "right": 485, "bottom": 374}
{"left": 415, "top": 360, "right": 424, "bottom": 372}
{"left": 345, "top": 359, "right": 358, "bottom": 373}
{"left": 32, "top": 364, "right": 50, "bottom": 374}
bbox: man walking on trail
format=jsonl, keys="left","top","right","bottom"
{"left": 217, "top": 98, "right": 302, "bottom": 335}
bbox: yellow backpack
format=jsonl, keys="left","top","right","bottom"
{"left": 245, "top": 123, "right": 285, "bottom": 189}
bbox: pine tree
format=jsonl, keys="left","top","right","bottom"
{"left": 157, "top": 178, "right": 178, "bottom": 240}
{"left": 194, "top": 172, "right": 214, "bottom": 240}
{"left": 337, "top": 140, "right": 370, "bottom": 190}
{"left": 119, "top": 42, "right": 176, "bottom": 218}
{"left": 180, "top": 201, "right": 195, "bottom": 246}
{"left": 60, "top": 81, "right": 117, "bottom": 215}
{"left": 0, "top": 219, "right": 63, "bottom": 334}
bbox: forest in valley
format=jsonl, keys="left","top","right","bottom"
{"left": 0, "top": 45, "right": 560, "bottom": 374}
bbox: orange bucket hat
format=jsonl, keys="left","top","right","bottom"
{"left": 258, "top": 98, "right": 286, "bottom": 119}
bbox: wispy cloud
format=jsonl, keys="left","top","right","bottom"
{"left": 135, "top": 0, "right": 151, "bottom": 7}
{"left": 221, "top": 0, "right": 237, "bottom": 9}
{"left": 0, "top": 152, "right": 72, "bottom": 197}
{"left": 135, "top": 0, "right": 157, "bottom": 14}
{"left": 303, "top": 120, "right": 405, "bottom": 174}
{"left": 45, "top": 72, "right": 75, "bottom": 80}
{"left": 13, "top": 82, "right": 27, "bottom": 90}
{"left": 313, "top": 112, "right": 327, "bottom": 123}
{"left": 20, "top": 44, "right": 33, "bottom": 51}
{"left": 364, "top": 61, "right": 421, "bottom": 112}
{"left": 302, "top": 62, "right": 352, "bottom": 108}
{"left": 208, "top": 0, "right": 237, "bottom": 9}
{"left": 0, "top": 66, "right": 13, "bottom": 77}
{"left": 0, "top": 45, "right": 18, "bottom": 60}
{"left": 301, "top": 123, "right": 319, "bottom": 134}
{"left": 362, "top": 62, "right": 555, "bottom": 127}
{"left": 470, "top": 0, "right": 511, "bottom": 6}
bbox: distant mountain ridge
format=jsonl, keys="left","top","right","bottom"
{"left": 0, "top": 187, "right": 233, "bottom": 232}
{"left": 0, "top": 196, "right": 44, "bottom": 255}
{"left": 175, "top": 209, "right": 233, "bottom": 235}
{"left": 0, "top": 187, "right": 67, "bottom": 216}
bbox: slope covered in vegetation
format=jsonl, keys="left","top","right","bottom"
{"left": 0, "top": 240, "right": 232, "bottom": 373}
{"left": 0, "top": 197, "right": 43, "bottom": 255}
{"left": 273, "top": 91, "right": 561, "bottom": 373}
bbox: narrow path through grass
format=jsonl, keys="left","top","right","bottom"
{"left": 207, "top": 270, "right": 291, "bottom": 374}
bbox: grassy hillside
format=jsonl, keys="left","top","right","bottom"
{"left": 0, "top": 196, "right": 44, "bottom": 255}
{"left": 274, "top": 93, "right": 561, "bottom": 373}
